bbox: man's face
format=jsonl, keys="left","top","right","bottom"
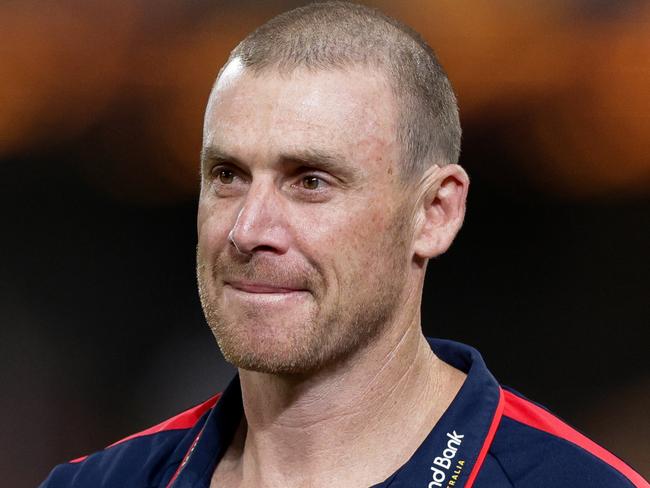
{"left": 197, "top": 62, "right": 415, "bottom": 374}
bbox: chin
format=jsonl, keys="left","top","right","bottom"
{"left": 211, "top": 314, "right": 329, "bottom": 375}
{"left": 217, "top": 338, "right": 324, "bottom": 376}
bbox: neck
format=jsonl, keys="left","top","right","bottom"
{"left": 214, "top": 314, "right": 466, "bottom": 488}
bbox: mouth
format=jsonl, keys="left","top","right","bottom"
{"left": 225, "top": 280, "right": 307, "bottom": 294}
{"left": 223, "top": 280, "right": 310, "bottom": 307}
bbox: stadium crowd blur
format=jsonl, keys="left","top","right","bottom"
{"left": 1, "top": 1, "right": 648, "bottom": 486}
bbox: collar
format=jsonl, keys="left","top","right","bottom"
{"left": 165, "top": 338, "right": 504, "bottom": 488}
{"left": 373, "top": 338, "right": 504, "bottom": 488}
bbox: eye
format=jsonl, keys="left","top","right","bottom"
{"left": 302, "top": 176, "right": 321, "bottom": 190}
{"left": 213, "top": 167, "right": 235, "bottom": 184}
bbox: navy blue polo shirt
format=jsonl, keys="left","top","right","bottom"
{"left": 40, "top": 338, "right": 647, "bottom": 487}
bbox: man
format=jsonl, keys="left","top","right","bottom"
{"left": 41, "top": 2, "right": 647, "bottom": 487}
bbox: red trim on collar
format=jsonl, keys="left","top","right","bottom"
{"left": 165, "top": 424, "right": 206, "bottom": 488}
{"left": 465, "top": 387, "right": 505, "bottom": 488}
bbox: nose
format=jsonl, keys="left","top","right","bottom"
{"left": 228, "top": 180, "right": 291, "bottom": 256}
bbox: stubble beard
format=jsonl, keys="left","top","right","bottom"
{"left": 196, "top": 220, "right": 410, "bottom": 376}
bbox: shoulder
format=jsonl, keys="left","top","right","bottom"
{"left": 39, "top": 394, "right": 221, "bottom": 488}
{"left": 476, "top": 388, "right": 648, "bottom": 488}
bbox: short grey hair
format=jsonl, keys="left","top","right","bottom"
{"left": 222, "top": 1, "right": 461, "bottom": 181}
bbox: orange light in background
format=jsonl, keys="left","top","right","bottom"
{"left": 1, "top": 0, "right": 648, "bottom": 202}
{"left": 0, "top": 1, "right": 138, "bottom": 154}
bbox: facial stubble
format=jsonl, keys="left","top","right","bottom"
{"left": 197, "top": 213, "right": 411, "bottom": 376}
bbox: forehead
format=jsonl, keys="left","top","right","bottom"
{"left": 203, "top": 62, "right": 399, "bottom": 169}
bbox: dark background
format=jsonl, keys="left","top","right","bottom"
{"left": 1, "top": 1, "right": 648, "bottom": 486}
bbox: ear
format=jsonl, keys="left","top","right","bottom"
{"left": 412, "top": 164, "right": 469, "bottom": 260}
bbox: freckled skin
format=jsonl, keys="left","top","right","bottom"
{"left": 197, "top": 66, "right": 415, "bottom": 374}
{"left": 198, "top": 60, "right": 470, "bottom": 488}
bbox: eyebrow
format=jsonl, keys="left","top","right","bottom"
{"left": 200, "top": 146, "right": 237, "bottom": 168}
{"left": 279, "top": 148, "right": 362, "bottom": 183}
{"left": 200, "top": 145, "right": 363, "bottom": 184}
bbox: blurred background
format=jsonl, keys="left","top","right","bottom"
{"left": 1, "top": 0, "right": 648, "bottom": 485}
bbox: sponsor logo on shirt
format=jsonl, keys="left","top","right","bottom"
{"left": 428, "top": 431, "right": 465, "bottom": 488}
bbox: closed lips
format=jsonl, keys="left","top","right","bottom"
{"left": 226, "top": 281, "right": 305, "bottom": 293}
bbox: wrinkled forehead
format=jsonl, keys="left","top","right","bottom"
{"left": 202, "top": 60, "right": 400, "bottom": 168}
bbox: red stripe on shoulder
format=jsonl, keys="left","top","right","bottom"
{"left": 69, "top": 393, "right": 222, "bottom": 464}
{"left": 502, "top": 390, "right": 648, "bottom": 488}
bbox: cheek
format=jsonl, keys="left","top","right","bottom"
{"left": 197, "top": 198, "right": 233, "bottom": 256}
{"left": 303, "top": 203, "right": 395, "bottom": 283}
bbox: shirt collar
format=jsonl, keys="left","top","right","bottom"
{"left": 167, "top": 338, "right": 502, "bottom": 488}
{"left": 373, "top": 338, "right": 503, "bottom": 488}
